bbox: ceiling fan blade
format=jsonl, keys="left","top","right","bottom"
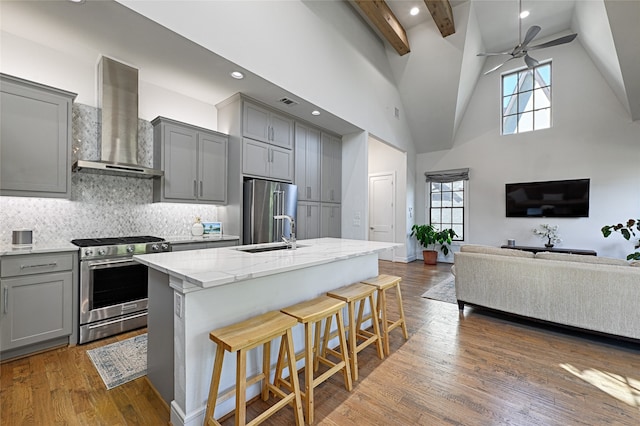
{"left": 477, "top": 52, "right": 511, "bottom": 57}
{"left": 521, "top": 25, "right": 541, "bottom": 48}
{"left": 524, "top": 54, "right": 539, "bottom": 68}
{"left": 528, "top": 33, "right": 578, "bottom": 51}
{"left": 484, "top": 57, "right": 514, "bottom": 75}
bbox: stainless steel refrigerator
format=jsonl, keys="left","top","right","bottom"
{"left": 243, "top": 179, "right": 297, "bottom": 245}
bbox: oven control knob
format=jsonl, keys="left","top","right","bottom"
{"left": 161, "top": 243, "right": 170, "bottom": 251}
{"left": 151, "top": 244, "right": 160, "bottom": 252}
{"left": 126, "top": 245, "right": 135, "bottom": 253}
{"left": 84, "top": 249, "right": 93, "bottom": 257}
{"left": 98, "top": 248, "right": 106, "bottom": 256}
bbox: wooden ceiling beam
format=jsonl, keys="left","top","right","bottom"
{"left": 424, "top": 0, "right": 456, "bottom": 37}
{"left": 353, "top": 0, "right": 410, "bottom": 56}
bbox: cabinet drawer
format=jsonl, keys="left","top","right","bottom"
{"left": 1, "top": 253, "right": 74, "bottom": 278}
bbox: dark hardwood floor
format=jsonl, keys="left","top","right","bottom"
{"left": 2, "top": 260, "right": 639, "bottom": 425}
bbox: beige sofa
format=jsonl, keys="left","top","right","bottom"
{"left": 453, "top": 245, "right": 640, "bottom": 340}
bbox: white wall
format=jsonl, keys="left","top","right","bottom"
{"left": 417, "top": 38, "right": 640, "bottom": 260}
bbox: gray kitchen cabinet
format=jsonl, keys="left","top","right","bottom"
{"left": 242, "top": 138, "right": 293, "bottom": 181}
{"left": 152, "top": 117, "right": 227, "bottom": 204}
{"left": 321, "top": 133, "right": 342, "bottom": 203}
{"left": 0, "top": 74, "right": 76, "bottom": 198}
{"left": 243, "top": 101, "right": 293, "bottom": 149}
{"left": 297, "top": 201, "right": 320, "bottom": 240}
{"left": 321, "top": 203, "right": 341, "bottom": 238}
{"left": 0, "top": 252, "right": 75, "bottom": 357}
{"left": 171, "top": 239, "right": 239, "bottom": 251}
{"left": 294, "top": 122, "right": 321, "bottom": 201}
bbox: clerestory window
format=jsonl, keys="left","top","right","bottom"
{"left": 502, "top": 62, "right": 551, "bottom": 135}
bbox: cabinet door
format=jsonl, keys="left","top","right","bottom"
{"left": 242, "top": 138, "right": 270, "bottom": 177}
{"left": 242, "top": 102, "right": 270, "bottom": 143}
{"left": 0, "top": 76, "right": 74, "bottom": 198}
{"left": 199, "top": 132, "right": 227, "bottom": 203}
{"left": 1, "top": 271, "right": 72, "bottom": 351}
{"left": 297, "top": 202, "right": 320, "bottom": 240}
{"left": 164, "top": 124, "right": 198, "bottom": 200}
{"left": 321, "top": 134, "right": 342, "bottom": 203}
{"left": 270, "top": 146, "right": 293, "bottom": 181}
{"left": 321, "top": 204, "right": 341, "bottom": 238}
{"left": 269, "top": 111, "right": 293, "bottom": 149}
{"left": 295, "top": 123, "right": 321, "bottom": 201}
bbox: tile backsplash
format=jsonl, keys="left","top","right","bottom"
{"left": 0, "top": 104, "right": 220, "bottom": 245}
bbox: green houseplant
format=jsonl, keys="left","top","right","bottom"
{"left": 410, "top": 224, "right": 458, "bottom": 265}
{"left": 601, "top": 218, "right": 640, "bottom": 261}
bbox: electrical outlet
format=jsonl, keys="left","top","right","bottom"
{"left": 175, "top": 293, "right": 183, "bottom": 318}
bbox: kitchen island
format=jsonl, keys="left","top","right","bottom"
{"left": 134, "top": 237, "right": 398, "bottom": 426}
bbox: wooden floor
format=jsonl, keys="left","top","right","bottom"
{"left": 2, "top": 260, "right": 639, "bottom": 425}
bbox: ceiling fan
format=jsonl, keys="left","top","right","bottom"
{"left": 478, "top": 0, "right": 578, "bottom": 75}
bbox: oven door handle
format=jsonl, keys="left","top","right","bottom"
{"left": 88, "top": 259, "right": 139, "bottom": 270}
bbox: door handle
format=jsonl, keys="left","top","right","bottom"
{"left": 370, "top": 227, "right": 374, "bottom": 230}
{"left": 199, "top": 181, "right": 203, "bottom": 197}
{"left": 3, "top": 286, "right": 7, "bottom": 314}
{"left": 193, "top": 180, "right": 197, "bottom": 197}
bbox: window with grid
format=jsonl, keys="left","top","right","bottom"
{"left": 502, "top": 62, "right": 551, "bottom": 135}
{"left": 430, "top": 180, "right": 464, "bottom": 241}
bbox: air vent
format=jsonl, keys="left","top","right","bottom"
{"left": 278, "top": 97, "right": 299, "bottom": 107}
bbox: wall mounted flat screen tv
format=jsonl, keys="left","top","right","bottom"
{"left": 506, "top": 178, "right": 590, "bottom": 217}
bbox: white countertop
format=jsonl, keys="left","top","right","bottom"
{"left": 0, "top": 241, "right": 78, "bottom": 256}
{"left": 164, "top": 235, "right": 239, "bottom": 244}
{"left": 134, "top": 237, "right": 399, "bottom": 289}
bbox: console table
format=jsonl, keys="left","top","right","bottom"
{"left": 500, "top": 245, "right": 597, "bottom": 256}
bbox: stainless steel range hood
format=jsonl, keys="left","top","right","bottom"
{"left": 73, "top": 56, "right": 163, "bottom": 178}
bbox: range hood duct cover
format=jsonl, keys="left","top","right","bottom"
{"left": 73, "top": 56, "right": 163, "bottom": 178}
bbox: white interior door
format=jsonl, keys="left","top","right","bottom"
{"left": 369, "top": 172, "right": 395, "bottom": 261}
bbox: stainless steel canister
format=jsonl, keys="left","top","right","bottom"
{"left": 12, "top": 229, "right": 33, "bottom": 245}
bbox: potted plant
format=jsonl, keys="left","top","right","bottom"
{"left": 533, "top": 224, "right": 562, "bottom": 248}
{"left": 601, "top": 218, "right": 640, "bottom": 261}
{"left": 410, "top": 224, "right": 458, "bottom": 265}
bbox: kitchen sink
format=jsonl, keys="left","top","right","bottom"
{"left": 235, "top": 244, "right": 305, "bottom": 253}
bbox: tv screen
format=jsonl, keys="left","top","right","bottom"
{"left": 505, "top": 179, "right": 590, "bottom": 218}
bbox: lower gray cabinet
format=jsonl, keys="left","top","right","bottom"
{"left": 297, "top": 202, "right": 320, "bottom": 240}
{"left": 0, "top": 253, "right": 74, "bottom": 354}
{"left": 321, "top": 203, "right": 341, "bottom": 238}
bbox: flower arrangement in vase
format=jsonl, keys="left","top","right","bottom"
{"left": 533, "top": 224, "right": 561, "bottom": 248}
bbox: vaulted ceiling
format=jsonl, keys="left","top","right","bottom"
{"left": 357, "top": 0, "right": 639, "bottom": 153}
{"left": 1, "top": 0, "right": 638, "bottom": 156}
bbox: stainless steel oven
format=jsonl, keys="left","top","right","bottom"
{"left": 71, "top": 236, "right": 171, "bottom": 344}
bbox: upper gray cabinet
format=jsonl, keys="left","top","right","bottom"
{"left": 0, "top": 74, "right": 76, "bottom": 198}
{"left": 321, "top": 133, "right": 342, "bottom": 203}
{"left": 243, "top": 101, "right": 293, "bottom": 149}
{"left": 152, "top": 117, "right": 227, "bottom": 204}
{"left": 294, "top": 123, "right": 321, "bottom": 201}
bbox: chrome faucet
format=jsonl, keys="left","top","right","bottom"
{"left": 274, "top": 214, "right": 296, "bottom": 249}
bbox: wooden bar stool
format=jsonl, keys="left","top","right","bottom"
{"left": 327, "top": 283, "right": 384, "bottom": 381}
{"left": 361, "top": 274, "right": 408, "bottom": 356}
{"left": 205, "top": 311, "right": 304, "bottom": 426}
{"left": 276, "top": 295, "right": 353, "bottom": 424}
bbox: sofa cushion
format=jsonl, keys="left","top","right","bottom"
{"left": 631, "top": 261, "right": 640, "bottom": 267}
{"left": 460, "top": 244, "right": 535, "bottom": 258}
{"left": 534, "top": 251, "right": 629, "bottom": 266}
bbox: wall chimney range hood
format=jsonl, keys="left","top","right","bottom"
{"left": 73, "top": 56, "right": 163, "bottom": 178}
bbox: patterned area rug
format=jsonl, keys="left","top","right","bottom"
{"left": 421, "top": 275, "right": 457, "bottom": 304}
{"left": 87, "top": 333, "right": 147, "bottom": 390}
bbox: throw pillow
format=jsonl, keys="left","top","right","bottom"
{"left": 460, "top": 244, "right": 535, "bottom": 258}
{"left": 535, "top": 251, "right": 629, "bottom": 266}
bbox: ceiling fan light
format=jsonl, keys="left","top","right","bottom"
{"left": 410, "top": 7, "right": 420, "bottom": 16}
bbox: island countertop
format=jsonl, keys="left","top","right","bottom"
{"left": 134, "top": 237, "right": 398, "bottom": 289}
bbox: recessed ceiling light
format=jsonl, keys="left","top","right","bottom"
{"left": 68, "top": 0, "right": 86, "bottom": 3}
{"left": 230, "top": 71, "right": 244, "bottom": 80}
{"left": 410, "top": 7, "right": 420, "bottom": 16}
{"left": 311, "top": 110, "right": 321, "bottom": 116}
{"left": 519, "top": 10, "right": 530, "bottom": 19}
